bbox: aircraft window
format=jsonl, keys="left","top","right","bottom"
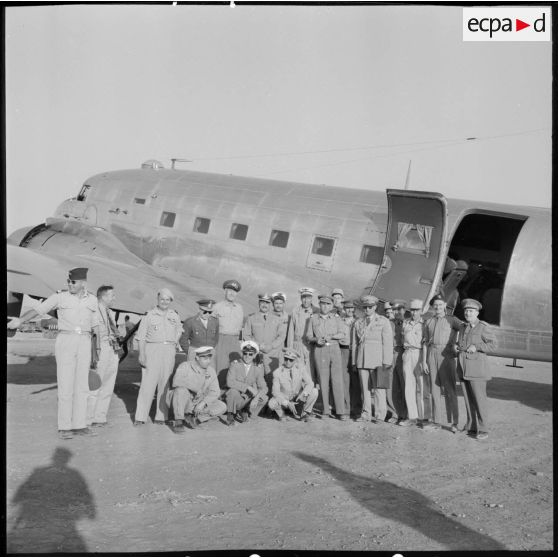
{"left": 311, "top": 236, "right": 335, "bottom": 257}
{"left": 394, "top": 222, "right": 433, "bottom": 257}
{"left": 134, "top": 198, "right": 146, "bottom": 205}
{"left": 193, "top": 217, "right": 211, "bottom": 234}
{"left": 160, "top": 211, "right": 176, "bottom": 228}
{"left": 77, "top": 184, "right": 91, "bottom": 202}
{"left": 360, "top": 244, "right": 384, "bottom": 265}
{"left": 230, "top": 223, "right": 249, "bottom": 241}
{"left": 269, "top": 229, "right": 289, "bottom": 248}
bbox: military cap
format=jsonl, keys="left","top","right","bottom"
{"left": 282, "top": 347, "right": 299, "bottom": 360}
{"left": 223, "top": 279, "right": 241, "bottom": 292}
{"left": 197, "top": 299, "right": 215, "bottom": 311}
{"left": 391, "top": 299, "right": 407, "bottom": 309}
{"left": 195, "top": 346, "right": 214, "bottom": 357}
{"left": 429, "top": 293, "right": 445, "bottom": 306}
{"left": 271, "top": 291, "right": 287, "bottom": 302}
{"left": 318, "top": 295, "right": 333, "bottom": 304}
{"left": 298, "top": 287, "right": 314, "bottom": 297}
{"left": 462, "top": 298, "right": 482, "bottom": 311}
{"left": 158, "top": 287, "right": 174, "bottom": 301}
{"left": 409, "top": 298, "right": 423, "bottom": 310}
{"left": 383, "top": 302, "right": 393, "bottom": 310}
{"left": 240, "top": 340, "right": 259, "bottom": 353}
{"left": 343, "top": 300, "right": 355, "bottom": 309}
{"left": 68, "top": 267, "right": 88, "bottom": 281}
{"left": 258, "top": 293, "right": 272, "bottom": 303}
{"left": 331, "top": 288, "right": 345, "bottom": 297}
{"left": 360, "top": 295, "right": 378, "bottom": 307}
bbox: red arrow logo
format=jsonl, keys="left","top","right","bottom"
{"left": 516, "top": 18, "right": 530, "bottom": 31}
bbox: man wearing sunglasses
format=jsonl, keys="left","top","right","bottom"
{"left": 224, "top": 340, "right": 268, "bottom": 426}
{"left": 8, "top": 267, "right": 99, "bottom": 440}
{"left": 268, "top": 348, "right": 318, "bottom": 422}
{"left": 178, "top": 299, "right": 219, "bottom": 367}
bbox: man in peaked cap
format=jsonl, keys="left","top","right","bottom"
{"left": 213, "top": 279, "right": 244, "bottom": 389}
{"left": 271, "top": 292, "right": 289, "bottom": 347}
{"left": 225, "top": 340, "right": 268, "bottom": 425}
{"left": 178, "top": 299, "right": 219, "bottom": 366}
{"left": 8, "top": 267, "right": 100, "bottom": 439}
{"left": 331, "top": 288, "right": 346, "bottom": 318}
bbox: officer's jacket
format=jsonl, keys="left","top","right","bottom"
{"left": 286, "top": 305, "right": 318, "bottom": 348}
{"left": 35, "top": 290, "right": 98, "bottom": 333}
{"left": 457, "top": 320, "right": 497, "bottom": 380}
{"left": 423, "top": 314, "right": 462, "bottom": 357}
{"left": 172, "top": 361, "right": 220, "bottom": 403}
{"left": 351, "top": 314, "right": 393, "bottom": 369}
{"left": 243, "top": 312, "right": 284, "bottom": 356}
{"left": 137, "top": 307, "right": 182, "bottom": 343}
{"left": 272, "top": 364, "right": 314, "bottom": 402}
{"left": 179, "top": 314, "right": 219, "bottom": 352}
{"left": 227, "top": 360, "right": 267, "bottom": 394}
{"left": 272, "top": 310, "right": 289, "bottom": 346}
{"left": 307, "top": 312, "right": 345, "bottom": 344}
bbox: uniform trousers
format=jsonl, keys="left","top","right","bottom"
{"left": 134, "top": 343, "right": 176, "bottom": 422}
{"left": 314, "top": 343, "right": 345, "bottom": 415}
{"left": 86, "top": 340, "right": 119, "bottom": 424}
{"left": 427, "top": 347, "right": 458, "bottom": 425}
{"left": 55, "top": 333, "right": 92, "bottom": 430}
{"left": 171, "top": 387, "right": 227, "bottom": 422}
{"left": 401, "top": 348, "right": 422, "bottom": 420}
{"left": 392, "top": 349, "right": 407, "bottom": 418}
{"left": 215, "top": 334, "right": 241, "bottom": 388}
{"left": 461, "top": 378, "right": 489, "bottom": 433}
{"left": 225, "top": 388, "right": 269, "bottom": 416}
{"left": 268, "top": 387, "right": 319, "bottom": 417}
{"left": 340, "top": 346, "right": 352, "bottom": 415}
{"left": 359, "top": 368, "right": 387, "bottom": 420}
{"left": 293, "top": 340, "right": 316, "bottom": 384}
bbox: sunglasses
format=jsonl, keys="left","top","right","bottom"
{"left": 243, "top": 351, "right": 256, "bottom": 356}
{"left": 201, "top": 310, "right": 212, "bottom": 315}
{"left": 283, "top": 357, "right": 295, "bottom": 362}
{"left": 67, "top": 279, "right": 78, "bottom": 284}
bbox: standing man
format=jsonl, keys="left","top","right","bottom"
{"left": 8, "top": 267, "right": 99, "bottom": 439}
{"left": 331, "top": 288, "right": 346, "bottom": 317}
{"left": 271, "top": 292, "right": 289, "bottom": 347}
{"left": 178, "top": 299, "right": 219, "bottom": 366}
{"left": 339, "top": 300, "right": 356, "bottom": 417}
{"left": 224, "top": 340, "right": 268, "bottom": 426}
{"left": 286, "top": 287, "right": 317, "bottom": 381}
{"left": 134, "top": 288, "right": 182, "bottom": 426}
{"left": 124, "top": 315, "right": 135, "bottom": 351}
{"left": 352, "top": 295, "right": 393, "bottom": 423}
{"left": 213, "top": 280, "right": 244, "bottom": 388}
{"left": 456, "top": 299, "right": 496, "bottom": 440}
{"left": 268, "top": 348, "right": 319, "bottom": 422}
{"left": 423, "top": 294, "right": 462, "bottom": 432}
{"left": 87, "top": 285, "right": 120, "bottom": 428}
{"left": 170, "top": 346, "right": 227, "bottom": 433}
{"left": 307, "top": 295, "right": 347, "bottom": 420}
{"left": 385, "top": 301, "right": 408, "bottom": 425}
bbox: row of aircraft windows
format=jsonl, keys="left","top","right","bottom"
{"left": 154, "top": 210, "right": 382, "bottom": 264}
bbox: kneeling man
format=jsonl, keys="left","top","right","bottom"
{"left": 225, "top": 340, "right": 269, "bottom": 426}
{"left": 268, "top": 348, "right": 319, "bottom": 422}
{"left": 171, "top": 346, "right": 226, "bottom": 433}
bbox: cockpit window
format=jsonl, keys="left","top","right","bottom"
{"left": 394, "top": 222, "right": 433, "bottom": 257}
{"left": 77, "top": 184, "right": 91, "bottom": 202}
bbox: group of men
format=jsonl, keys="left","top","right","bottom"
{"left": 8, "top": 268, "right": 496, "bottom": 442}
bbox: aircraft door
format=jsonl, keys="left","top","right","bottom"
{"left": 370, "top": 189, "right": 448, "bottom": 307}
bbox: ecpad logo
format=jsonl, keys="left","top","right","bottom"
{"left": 463, "top": 8, "right": 551, "bottom": 42}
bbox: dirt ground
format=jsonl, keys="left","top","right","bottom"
{"left": 6, "top": 334, "right": 553, "bottom": 553}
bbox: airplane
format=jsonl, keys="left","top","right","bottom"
{"left": 7, "top": 159, "right": 551, "bottom": 362}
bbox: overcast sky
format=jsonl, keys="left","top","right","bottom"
{"left": 5, "top": 4, "right": 551, "bottom": 234}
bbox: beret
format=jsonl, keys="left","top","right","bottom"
{"left": 68, "top": 267, "right": 88, "bottom": 281}
{"left": 429, "top": 293, "right": 445, "bottom": 305}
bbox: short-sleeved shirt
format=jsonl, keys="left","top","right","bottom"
{"left": 136, "top": 306, "right": 182, "bottom": 343}
{"left": 402, "top": 319, "right": 424, "bottom": 349}
{"left": 213, "top": 300, "right": 244, "bottom": 335}
{"left": 35, "top": 291, "right": 98, "bottom": 333}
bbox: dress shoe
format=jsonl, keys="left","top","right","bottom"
{"left": 133, "top": 420, "right": 145, "bottom": 426}
{"left": 301, "top": 413, "right": 313, "bottom": 423}
{"left": 153, "top": 420, "right": 166, "bottom": 425}
{"left": 397, "top": 419, "right": 413, "bottom": 427}
{"left": 226, "top": 413, "right": 236, "bottom": 427}
{"left": 92, "top": 422, "right": 107, "bottom": 428}
{"left": 58, "top": 430, "right": 74, "bottom": 440}
{"left": 338, "top": 415, "right": 349, "bottom": 421}
{"left": 475, "top": 431, "right": 489, "bottom": 440}
{"left": 172, "top": 420, "right": 186, "bottom": 434}
{"left": 240, "top": 410, "right": 249, "bottom": 423}
{"left": 449, "top": 424, "right": 458, "bottom": 434}
{"left": 184, "top": 415, "right": 198, "bottom": 429}
{"left": 73, "top": 427, "right": 98, "bottom": 436}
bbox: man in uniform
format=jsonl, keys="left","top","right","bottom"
{"left": 286, "top": 287, "right": 317, "bottom": 382}
{"left": 307, "top": 295, "right": 347, "bottom": 420}
{"left": 213, "top": 280, "right": 244, "bottom": 388}
{"left": 134, "top": 288, "right": 182, "bottom": 425}
{"left": 271, "top": 292, "right": 289, "bottom": 347}
{"left": 393, "top": 300, "right": 409, "bottom": 321}
{"left": 224, "top": 340, "right": 268, "bottom": 425}
{"left": 456, "top": 299, "right": 496, "bottom": 440}
{"left": 87, "top": 285, "right": 120, "bottom": 428}
{"left": 351, "top": 295, "right": 393, "bottom": 422}
{"left": 8, "top": 267, "right": 99, "bottom": 439}
{"left": 331, "top": 288, "right": 346, "bottom": 318}
{"left": 339, "top": 300, "right": 356, "bottom": 417}
{"left": 385, "top": 301, "right": 408, "bottom": 424}
{"left": 401, "top": 299, "right": 426, "bottom": 427}
{"left": 243, "top": 294, "right": 284, "bottom": 379}
{"left": 170, "top": 346, "right": 227, "bottom": 433}
{"left": 124, "top": 315, "right": 135, "bottom": 350}
{"left": 178, "top": 299, "right": 219, "bottom": 366}
{"left": 422, "top": 294, "right": 462, "bottom": 432}
{"left": 268, "top": 348, "right": 319, "bottom": 422}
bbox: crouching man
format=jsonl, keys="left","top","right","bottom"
{"left": 225, "top": 340, "right": 269, "bottom": 426}
{"left": 268, "top": 348, "right": 319, "bottom": 422}
{"left": 170, "top": 346, "right": 226, "bottom": 433}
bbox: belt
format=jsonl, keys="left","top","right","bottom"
{"left": 429, "top": 343, "right": 451, "bottom": 349}
{"left": 318, "top": 340, "right": 339, "bottom": 346}
{"left": 58, "top": 329, "right": 91, "bottom": 336}
{"left": 404, "top": 346, "right": 422, "bottom": 351}
{"left": 146, "top": 341, "right": 175, "bottom": 345}
{"left": 220, "top": 333, "right": 240, "bottom": 337}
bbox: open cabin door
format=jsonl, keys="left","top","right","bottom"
{"left": 370, "top": 189, "right": 448, "bottom": 308}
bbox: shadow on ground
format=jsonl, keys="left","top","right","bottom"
{"left": 487, "top": 377, "right": 552, "bottom": 413}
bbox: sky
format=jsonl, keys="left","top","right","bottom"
{"left": 5, "top": 4, "right": 552, "bottom": 235}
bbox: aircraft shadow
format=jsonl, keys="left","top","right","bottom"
{"left": 7, "top": 447, "right": 96, "bottom": 553}
{"left": 487, "top": 377, "right": 552, "bottom": 413}
{"left": 293, "top": 452, "right": 506, "bottom": 551}
{"left": 7, "top": 355, "right": 57, "bottom": 385}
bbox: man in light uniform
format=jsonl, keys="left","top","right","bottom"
{"left": 271, "top": 292, "right": 289, "bottom": 348}
{"left": 213, "top": 280, "right": 244, "bottom": 388}
{"left": 134, "top": 288, "right": 182, "bottom": 425}
{"left": 269, "top": 348, "right": 319, "bottom": 422}
{"left": 8, "top": 267, "right": 99, "bottom": 439}
{"left": 225, "top": 340, "right": 268, "bottom": 425}
{"left": 351, "top": 295, "right": 393, "bottom": 422}
{"left": 170, "top": 346, "right": 227, "bottom": 433}
{"left": 87, "top": 285, "right": 120, "bottom": 427}
{"left": 422, "top": 294, "right": 462, "bottom": 432}
{"left": 286, "top": 287, "right": 317, "bottom": 382}
{"left": 178, "top": 299, "right": 219, "bottom": 366}
{"left": 307, "top": 295, "right": 347, "bottom": 420}
{"left": 331, "top": 288, "right": 346, "bottom": 318}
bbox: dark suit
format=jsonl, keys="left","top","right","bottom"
{"left": 225, "top": 360, "right": 268, "bottom": 416}
{"left": 179, "top": 314, "right": 219, "bottom": 361}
